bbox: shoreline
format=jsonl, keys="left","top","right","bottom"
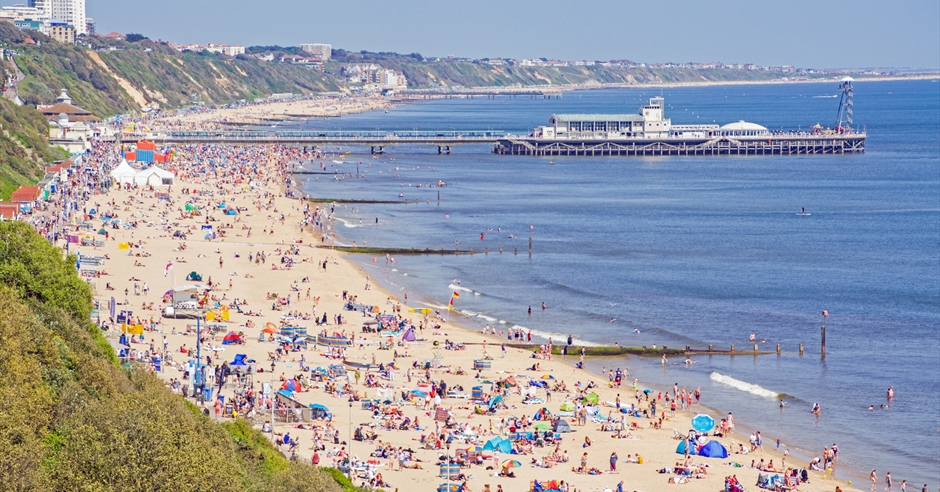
{"left": 305, "top": 181, "right": 867, "bottom": 488}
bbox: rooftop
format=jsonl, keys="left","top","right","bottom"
{"left": 551, "top": 113, "right": 646, "bottom": 123}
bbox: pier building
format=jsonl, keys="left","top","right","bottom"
{"left": 495, "top": 94, "right": 865, "bottom": 156}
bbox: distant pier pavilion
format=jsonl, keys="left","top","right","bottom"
{"left": 494, "top": 94, "right": 866, "bottom": 156}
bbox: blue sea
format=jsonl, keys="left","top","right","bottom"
{"left": 291, "top": 80, "right": 940, "bottom": 486}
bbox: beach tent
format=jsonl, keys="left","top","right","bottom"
{"left": 559, "top": 402, "right": 575, "bottom": 412}
{"left": 281, "top": 379, "right": 303, "bottom": 393}
{"left": 676, "top": 440, "right": 698, "bottom": 455}
{"left": 487, "top": 395, "right": 503, "bottom": 409}
{"left": 483, "top": 437, "right": 512, "bottom": 454}
{"left": 230, "top": 354, "right": 248, "bottom": 366}
{"left": 582, "top": 392, "right": 599, "bottom": 405}
{"left": 691, "top": 414, "right": 716, "bottom": 433}
{"left": 402, "top": 326, "right": 417, "bottom": 342}
{"left": 221, "top": 332, "right": 242, "bottom": 345}
{"left": 262, "top": 322, "right": 278, "bottom": 334}
{"left": 110, "top": 159, "right": 137, "bottom": 185}
{"left": 698, "top": 440, "right": 728, "bottom": 459}
{"left": 553, "top": 419, "right": 573, "bottom": 433}
{"left": 309, "top": 403, "right": 331, "bottom": 420}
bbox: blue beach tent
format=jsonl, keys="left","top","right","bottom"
{"left": 698, "top": 440, "right": 728, "bottom": 459}
{"left": 675, "top": 440, "right": 697, "bottom": 455}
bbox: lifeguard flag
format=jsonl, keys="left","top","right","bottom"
{"left": 452, "top": 292, "right": 460, "bottom": 299}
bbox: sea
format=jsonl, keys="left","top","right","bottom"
{"left": 288, "top": 79, "right": 940, "bottom": 487}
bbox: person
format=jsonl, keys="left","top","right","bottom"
{"left": 871, "top": 470, "right": 878, "bottom": 492}
{"left": 609, "top": 451, "right": 618, "bottom": 472}
{"left": 885, "top": 472, "right": 892, "bottom": 492}
{"left": 528, "top": 306, "right": 532, "bottom": 315}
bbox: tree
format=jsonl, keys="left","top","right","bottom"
{"left": 125, "top": 33, "right": 148, "bottom": 43}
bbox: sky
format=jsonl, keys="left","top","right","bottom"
{"left": 87, "top": 0, "right": 940, "bottom": 69}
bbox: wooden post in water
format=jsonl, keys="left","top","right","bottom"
{"left": 776, "top": 344, "right": 781, "bottom": 355}
{"left": 821, "top": 310, "right": 828, "bottom": 359}
{"left": 730, "top": 344, "right": 735, "bottom": 354}
{"left": 799, "top": 344, "right": 804, "bottom": 356}
{"left": 437, "top": 190, "right": 440, "bottom": 206}
{"left": 753, "top": 344, "right": 758, "bottom": 354}
{"left": 528, "top": 235, "right": 532, "bottom": 257}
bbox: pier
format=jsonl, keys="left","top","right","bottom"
{"left": 494, "top": 134, "right": 866, "bottom": 156}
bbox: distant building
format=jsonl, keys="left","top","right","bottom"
{"left": 84, "top": 16, "right": 93, "bottom": 35}
{"left": 37, "top": 89, "right": 100, "bottom": 122}
{"left": 300, "top": 43, "right": 331, "bottom": 61}
{"left": 48, "top": 21, "right": 74, "bottom": 43}
{"left": 49, "top": 0, "right": 84, "bottom": 35}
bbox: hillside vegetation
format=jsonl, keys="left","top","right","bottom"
{"left": 0, "top": 221, "right": 354, "bottom": 491}
{"left": 0, "top": 23, "right": 343, "bottom": 117}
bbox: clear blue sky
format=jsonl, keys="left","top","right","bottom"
{"left": 88, "top": 0, "right": 939, "bottom": 69}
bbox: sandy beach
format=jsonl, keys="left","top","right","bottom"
{"left": 60, "top": 134, "right": 865, "bottom": 492}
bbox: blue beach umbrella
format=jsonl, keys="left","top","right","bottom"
{"left": 691, "top": 414, "right": 716, "bottom": 433}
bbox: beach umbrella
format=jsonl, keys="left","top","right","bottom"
{"left": 532, "top": 423, "right": 551, "bottom": 430}
{"left": 97, "top": 228, "right": 108, "bottom": 235}
{"left": 540, "top": 374, "right": 555, "bottom": 380}
{"left": 582, "top": 392, "right": 599, "bottom": 405}
{"left": 692, "top": 414, "right": 716, "bottom": 433}
{"left": 559, "top": 402, "right": 575, "bottom": 411}
{"left": 501, "top": 459, "right": 522, "bottom": 469}
{"left": 262, "top": 322, "right": 278, "bottom": 334}
{"left": 488, "top": 395, "right": 503, "bottom": 408}
{"left": 410, "top": 389, "right": 427, "bottom": 398}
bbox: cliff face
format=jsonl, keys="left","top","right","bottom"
{"left": 0, "top": 24, "right": 343, "bottom": 117}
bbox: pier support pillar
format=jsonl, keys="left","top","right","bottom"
{"left": 730, "top": 344, "right": 735, "bottom": 355}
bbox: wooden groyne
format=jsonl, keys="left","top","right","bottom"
{"left": 306, "top": 197, "right": 415, "bottom": 204}
{"left": 505, "top": 343, "right": 782, "bottom": 357}
{"left": 317, "top": 245, "right": 479, "bottom": 255}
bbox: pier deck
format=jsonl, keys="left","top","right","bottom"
{"left": 494, "top": 134, "right": 866, "bottom": 156}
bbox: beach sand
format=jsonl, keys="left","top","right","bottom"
{"left": 77, "top": 153, "right": 862, "bottom": 492}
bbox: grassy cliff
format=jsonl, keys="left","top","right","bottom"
{"left": 0, "top": 23, "right": 343, "bottom": 117}
{"left": 0, "top": 221, "right": 353, "bottom": 491}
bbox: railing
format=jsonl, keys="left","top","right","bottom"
{"left": 160, "top": 130, "right": 506, "bottom": 140}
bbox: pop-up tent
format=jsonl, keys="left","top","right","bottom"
{"left": 402, "top": 326, "right": 417, "bottom": 342}
{"left": 676, "top": 440, "right": 698, "bottom": 455}
{"left": 231, "top": 354, "right": 248, "bottom": 366}
{"left": 553, "top": 419, "right": 573, "bottom": 433}
{"left": 110, "top": 159, "right": 137, "bottom": 185}
{"left": 281, "top": 379, "right": 303, "bottom": 393}
{"left": 309, "top": 403, "right": 331, "bottom": 420}
{"left": 483, "top": 437, "right": 512, "bottom": 454}
{"left": 221, "top": 332, "right": 243, "bottom": 345}
{"left": 698, "top": 440, "right": 728, "bottom": 459}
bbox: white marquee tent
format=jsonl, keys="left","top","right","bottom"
{"left": 110, "top": 159, "right": 137, "bottom": 185}
{"left": 134, "top": 167, "right": 175, "bottom": 186}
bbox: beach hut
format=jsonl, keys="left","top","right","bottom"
{"left": 698, "top": 440, "right": 728, "bottom": 459}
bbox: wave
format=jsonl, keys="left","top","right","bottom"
{"left": 812, "top": 95, "right": 838, "bottom": 98}
{"left": 506, "top": 325, "right": 604, "bottom": 347}
{"left": 331, "top": 160, "right": 344, "bottom": 164}
{"left": 709, "top": 372, "right": 780, "bottom": 399}
{"left": 448, "top": 284, "right": 481, "bottom": 295}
